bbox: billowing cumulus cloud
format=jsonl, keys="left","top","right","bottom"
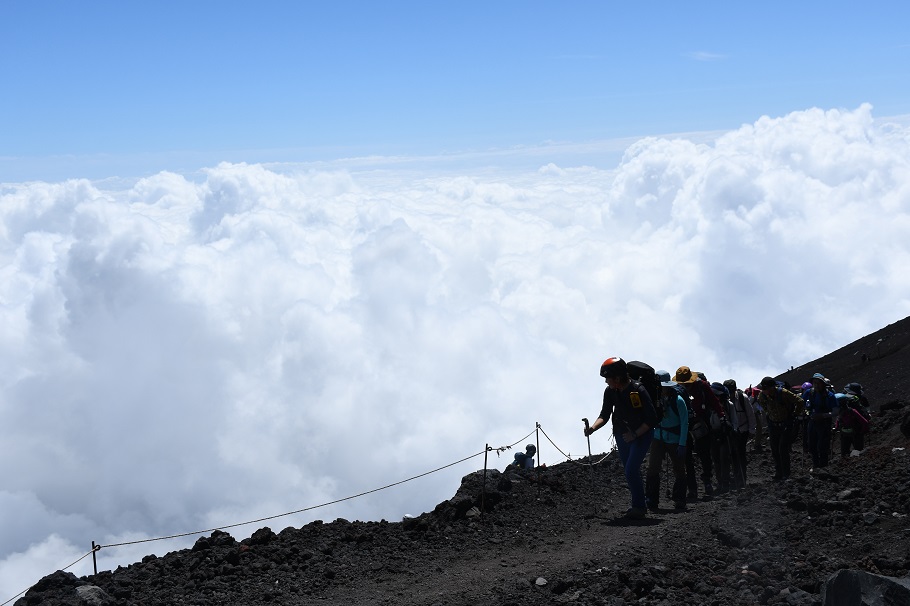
{"left": 2, "top": 104, "right": 909, "bottom": 598}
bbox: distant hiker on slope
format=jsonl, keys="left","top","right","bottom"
{"left": 584, "top": 357, "right": 658, "bottom": 519}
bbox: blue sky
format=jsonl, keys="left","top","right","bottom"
{"left": 3, "top": 2, "right": 910, "bottom": 602}
{"left": 3, "top": 1, "right": 909, "bottom": 180}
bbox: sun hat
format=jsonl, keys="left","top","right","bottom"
{"left": 673, "top": 366, "right": 698, "bottom": 384}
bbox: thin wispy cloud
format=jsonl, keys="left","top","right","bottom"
{"left": 687, "top": 50, "right": 726, "bottom": 61}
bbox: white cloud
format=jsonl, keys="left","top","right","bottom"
{"left": 2, "top": 104, "right": 910, "bottom": 599}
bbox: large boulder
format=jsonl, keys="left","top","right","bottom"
{"left": 14, "top": 570, "right": 113, "bottom": 606}
{"left": 821, "top": 569, "right": 910, "bottom": 606}
{"left": 433, "top": 469, "right": 512, "bottom": 521}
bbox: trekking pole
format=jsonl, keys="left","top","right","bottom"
{"left": 582, "top": 418, "right": 597, "bottom": 513}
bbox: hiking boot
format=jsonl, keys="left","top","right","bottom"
{"left": 704, "top": 482, "right": 714, "bottom": 496}
{"left": 647, "top": 503, "right": 660, "bottom": 513}
{"left": 624, "top": 507, "right": 647, "bottom": 520}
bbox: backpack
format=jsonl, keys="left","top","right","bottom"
{"left": 843, "top": 393, "right": 871, "bottom": 421}
{"left": 508, "top": 452, "right": 533, "bottom": 470}
{"left": 731, "top": 390, "right": 752, "bottom": 433}
{"left": 662, "top": 383, "right": 697, "bottom": 436}
{"left": 626, "top": 360, "right": 661, "bottom": 416}
{"left": 844, "top": 382, "right": 872, "bottom": 420}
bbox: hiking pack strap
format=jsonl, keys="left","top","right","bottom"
{"left": 660, "top": 393, "right": 685, "bottom": 434}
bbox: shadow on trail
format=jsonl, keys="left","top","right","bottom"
{"left": 599, "top": 516, "right": 662, "bottom": 527}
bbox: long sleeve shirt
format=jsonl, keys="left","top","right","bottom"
{"left": 731, "top": 389, "right": 757, "bottom": 434}
{"left": 804, "top": 388, "right": 838, "bottom": 419}
{"left": 756, "top": 387, "right": 803, "bottom": 424}
{"left": 599, "top": 380, "right": 659, "bottom": 436}
{"left": 654, "top": 393, "right": 689, "bottom": 446}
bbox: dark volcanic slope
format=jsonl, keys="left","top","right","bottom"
{"left": 15, "top": 318, "right": 910, "bottom": 606}
{"left": 778, "top": 315, "right": 910, "bottom": 414}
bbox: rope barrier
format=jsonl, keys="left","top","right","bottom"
{"left": 538, "top": 424, "right": 615, "bottom": 466}
{"left": 4, "top": 421, "right": 599, "bottom": 605}
{"left": 95, "top": 423, "right": 603, "bottom": 551}
{"left": 489, "top": 427, "right": 537, "bottom": 458}
{"left": 538, "top": 424, "right": 573, "bottom": 459}
{"left": 99, "top": 448, "right": 487, "bottom": 550}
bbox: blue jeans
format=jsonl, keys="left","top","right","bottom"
{"left": 615, "top": 431, "right": 653, "bottom": 509}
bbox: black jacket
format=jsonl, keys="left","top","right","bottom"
{"left": 599, "top": 380, "right": 658, "bottom": 435}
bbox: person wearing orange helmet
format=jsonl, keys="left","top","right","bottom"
{"left": 584, "top": 357, "right": 658, "bottom": 519}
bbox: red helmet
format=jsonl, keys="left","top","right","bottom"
{"left": 600, "top": 357, "right": 627, "bottom": 378}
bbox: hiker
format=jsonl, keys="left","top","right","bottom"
{"left": 724, "top": 379, "right": 756, "bottom": 488}
{"left": 746, "top": 386, "right": 766, "bottom": 452}
{"left": 799, "top": 381, "right": 813, "bottom": 397}
{"left": 835, "top": 396, "right": 870, "bottom": 456}
{"left": 708, "top": 382, "right": 735, "bottom": 493}
{"left": 645, "top": 371, "right": 689, "bottom": 511}
{"left": 754, "top": 376, "right": 803, "bottom": 481}
{"left": 803, "top": 373, "right": 838, "bottom": 469}
{"left": 673, "top": 366, "right": 725, "bottom": 499}
{"left": 507, "top": 444, "right": 537, "bottom": 470}
{"left": 844, "top": 382, "right": 872, "bottom": 419}
{"left": 584, "top": 357, "right": 658, "bottom": 519}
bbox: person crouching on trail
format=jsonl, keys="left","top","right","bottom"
{"left": 645, "top": 372, "right": 689, "bottom": 511}
{"left": 507, "top": 444, "right": 537, "bottom": 470}
{"left": 585, "top": 357, "right": 658, "bottom": 519}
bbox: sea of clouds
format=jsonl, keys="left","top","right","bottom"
{"left": 2, "top": 104, "right": 909, "bottom": 598}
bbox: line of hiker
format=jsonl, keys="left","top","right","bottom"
{"left": 583, "top": 357, "right": 873, "bottom": 519}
